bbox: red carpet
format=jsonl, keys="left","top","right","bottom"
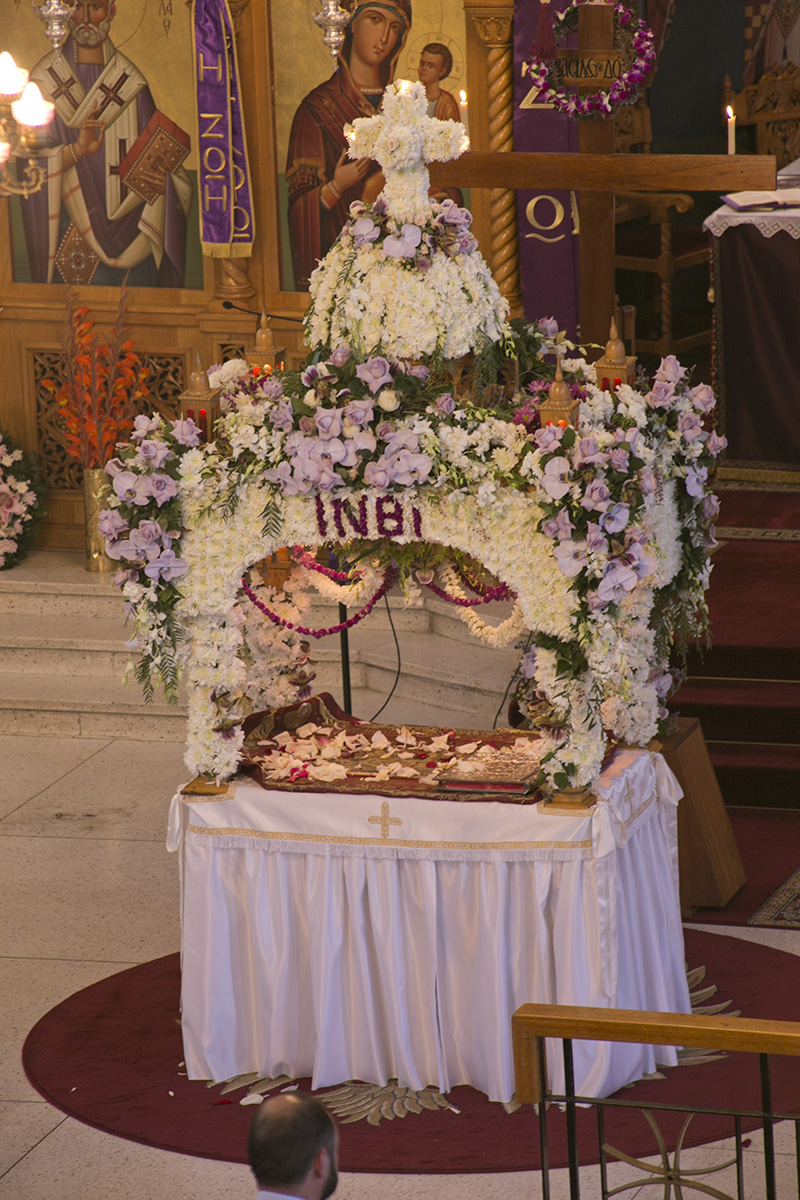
{"left": 21, "top": 930, "right": 800, "bottom": 1173}
{"left": 717, "top": 488, "right": 800, "bottom": 531}
{"left": 692, "top": 808, "right": 800, "bottom": 926}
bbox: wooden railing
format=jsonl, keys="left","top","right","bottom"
{"left": 512, "top": 1004, "right": 800, "bottom": 1200}
{"left": 513, "top": 1004, "right": 800, "bottom": 1105}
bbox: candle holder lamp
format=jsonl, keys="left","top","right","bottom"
{"left": 179, "top": 352, "right": 222, "bottom": 443}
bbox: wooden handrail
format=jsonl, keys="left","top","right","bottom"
{"left": 512, "top": 1003, "right": 800, "bottom": 1104}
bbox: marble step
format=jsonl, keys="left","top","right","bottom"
{"left": 0, "top": 671, "right": 187, "bottom": 739}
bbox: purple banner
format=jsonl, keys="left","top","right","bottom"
{"left": 193, "top": 0, "right": 255, "bottom": 257}
{"left": 514, "top": 0, "right": 580, "bottom": 338}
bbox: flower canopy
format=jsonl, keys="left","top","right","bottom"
{"left": 99, "top": 339, "right": 723, "bottom": 791}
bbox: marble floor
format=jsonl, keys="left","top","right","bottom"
{"left": 1, "top": 731, "right": 799, "bottom": 1199}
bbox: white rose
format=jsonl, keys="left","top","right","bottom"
{"left": 304, "top": 389, "right": 319, "bottom": 409}
{"left": 377, "top": 389, "right": 400, "bottom": 412}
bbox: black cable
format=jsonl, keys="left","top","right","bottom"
{"left": 369, "top": 592, "right": 402, "bottom": 722}
{"left": 493, "top": 666, "right": 520, "bottom": 730}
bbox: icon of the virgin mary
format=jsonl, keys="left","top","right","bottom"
{"left": 285, "top": 0, "right": 412, "bottom": 290}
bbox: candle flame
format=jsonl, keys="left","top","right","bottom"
{"left": 460, "top": 89, "right": 467, "bottom": 104}
{"left": 726, "top": 105, "right": 733, "bottom": 119}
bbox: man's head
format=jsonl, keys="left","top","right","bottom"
{"left": 248, "top": 1093, "right": 338, "bottom": 1200}
{"left": 418, "top": 42, "right": 453, "bottom": 87}
{"left": 68, "top": 0, "right": 115, "bottom": 46}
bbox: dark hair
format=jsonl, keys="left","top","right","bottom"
{"left": 248, "top": 1094, "right": 336, "bottom": 1188}
{"left": 421, "top": 42, "right": 452, "bottom": 79}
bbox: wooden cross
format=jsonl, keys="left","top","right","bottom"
{"left": 429, "top": 3, "right": 776, "bottom": 346}
{"left": 368, "top": 800, "right": 403, "bottom": 839}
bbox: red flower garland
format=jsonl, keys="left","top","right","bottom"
{"left": 241, "top": 566, "right": 398, "bottom": 639}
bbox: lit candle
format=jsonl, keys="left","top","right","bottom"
{"left": 12, "top": 82, "right": 55, "bottom": 128}
{"left": 459, "top": 89, "right": 470, "bottom": 139}
{"left": 726, "top": 104, "right": 736, "bottom": 155}
{"left": 0, "top": 142, "right": 10, "bottom": 167}
{"left": 0, "top": 52, "right": 28, "bottom": 98}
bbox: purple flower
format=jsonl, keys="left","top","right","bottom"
{"left": 97, "top": 508, "right": 128, "bottom": 540}
{"left": 655, "top": 356, "right": 688, "bottom": 385}
{"left": 144, "top": 548, "right": 188, "bottom": 582}
{"left": 384, "top": 428, "right": 420, "bottom": 457}
{"left": 269, "top": 400, "right": 295, "bottom": 432}
{"left": 356, "top": 357, "right": 393, "bottom": 394}
{"left": 113, "top": 471, "right": 152, "bottom": 506}
{"left": 677, "top": 412, "right": 704, "bottom": 442}
{"left": 553, "top": 539, "right": 588, "bottom": 578}
{"left": 385, "top": 449, "right": 432, "bottom": 486}
{"left": 435, "top": 392, "right": 456, "bottom": 415}
{"left": 384, "top": 223, "right": 422, "bottom": 258}
{"left": 328, "top": 344, "right": 351, "bottom": 367}
{"left": 597, "top": 561, "right": 638, "bottom": 604}
{"left": 646, "top": 379, "right": 676, "bottom": 410}
{"left": 405, "top": 362, "right": 430, "bottom": 381}
{"left": 343, "top": 398, "right": 374, "bottom": 430}
{"left": 705, "top": 429, "right": 727, "bottom": 457}
{"left": 104, "top": 457, "right": 127, "bottom": 478}
{"left": 537, "top": 316, "right": 559, "bottom": 339}
{"left": 585, "top": 521, "right": 609, "bottom": 554}
{"left": 260, "top": 375, "right": 284, "bottom": 401}
{"left": 131, "top": 414, "right": 162, "bottom": 441}
{"left": 340, "top": 431, "right": 377, "bottom": 467}
{"left": 315, "top": 409, "right": 344, "bottom": 440}
{"left": 364, "top": 459, "right": 391, "bottom": 488}
{"left": 689, "top": 383, "right": 715, "bottom": 413}
{"left": 136, "top": 439, "right": 172, "bottom": 470}
{"left": 581, "top": 480, "right": 611, "bottom": 512}
{"left": 701, "top": 494, "right": 720, "bottom": 524}
{"left": 639, "top": 470, "right": 658, "bottom": 497}
{"left": 540, "top": 456, "right": 572, "bottom": 500}
{"left": 534, "top": 425, "right": 564, "bottom": 451}
{"left": 301, "top": 363, "right": 329, "bottom": 388}
{"left": 685, "top": 465, "right": 708, "bottom": 498}
{"left": 263, "top": 461, "right": 300, "bottom": 494}
{"left": 541, "top": 507, "right": 574, "bottom": 540}
{"left": 313, "top": 438, "right": 347, "bottom": 467}
{"left": 600, "top": 503, "right": 630, "bottom": 534}
{"left": 623, "top": 540, "right": 656, "bottom": 580}
{"left": 316, "top": 463, "right": 345, "bottom": 492}
{"left": 608, "top": 446, "right": 630, "bottom": 473}
{"left": 521, "top": 647, "right": 538, "bottom": 679}
{"left": 169, "top": 418, "right": 202, "bottom": 448}
{"left": 149, "top": 473, "right": 179, "bottom": 507}
{"left": 352, "top": 217, "right": 380, "bottom": 247}
{"left": 574, "top": 436, "right": 607, "bottom": 467}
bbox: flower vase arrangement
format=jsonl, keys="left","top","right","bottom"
{"left": 0, "top": 426, "right": 47, "bottom": 570}
{"left": 43, "top": 290, "right": 150, "bottom": 571}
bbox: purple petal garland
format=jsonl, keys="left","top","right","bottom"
{"left": 241, "top": 566, "right": 398, "bottom": 639}
{"left": 423, "top": 579, "right": 515, "bottom": 607}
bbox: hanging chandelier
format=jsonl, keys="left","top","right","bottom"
{"left": 313, "top": 0, "right": 351, "bottom": 57}
{"left": 0, "top": 0, "right": 73, "bottom": 199}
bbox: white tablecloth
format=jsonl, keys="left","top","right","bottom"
{"left": 167, "top": 748, "right": 690, "bottom": 1103}
{"left": 704, "top": 158, "right": 800, "bottom": 238}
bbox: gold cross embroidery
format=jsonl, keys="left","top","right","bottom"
{"left": 367, "top": 801, "right": 402, "bottom": 839}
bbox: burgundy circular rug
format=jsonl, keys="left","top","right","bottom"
{"left": 22, "top": 929, "right": 800, "bottom": 1173}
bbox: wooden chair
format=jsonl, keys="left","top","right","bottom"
{"left": 723, "top": 62, "right": 800, "bottom": 169}
{"left": 613, "top": 97, "right": 712, "bottom": 360}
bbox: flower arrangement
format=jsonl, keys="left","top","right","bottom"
{"left": 98, "top": 339, "right": 723, "bottom": 788}
{"left": 305, "top": 80, "right": 509, "bottom": 362}
{"left": 0, "top": 426, "right": 47, "bottom": 570}
{"left": 42, "top": 290, "right": 151, "bottom": 469}
{"left": 525, "top": 2, "right": 656, "bottom": 120}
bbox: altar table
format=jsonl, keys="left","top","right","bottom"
{"left": 167, "top": 748, "right": 690, "bottom": 1103}
{"left": 704, "top": 162, "right": 800, "bottom": 470}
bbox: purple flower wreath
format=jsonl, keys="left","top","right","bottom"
{"left": 524, "top": 2, "right": 656, "bottom": 120}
